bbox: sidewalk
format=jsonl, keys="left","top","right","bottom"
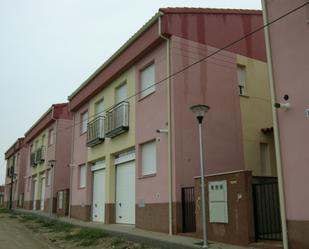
{"left": 14, "top": 208, "right": 256, "bottom": 249}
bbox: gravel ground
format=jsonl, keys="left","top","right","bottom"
{"left": 0, "top": 210, "right": 159, "bottom": 249}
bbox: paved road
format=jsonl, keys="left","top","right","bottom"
{"left": 0, "top": 215, "right": 58, "bottom": 249}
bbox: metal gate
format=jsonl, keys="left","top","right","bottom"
{"left": 182, "top": 187, "right": 196, "bottom": 233}
{"left": 252, "top": 177, "right": 282, "bottom": 241}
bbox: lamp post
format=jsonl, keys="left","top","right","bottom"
{"left": 48, "top": 160, "right": 56, "bottom": 217}
{"left": 190, "top": 104, "right": 210, "bottom": 248}
{"left": 9, "top": 156, "right": 17, "bottom": 210}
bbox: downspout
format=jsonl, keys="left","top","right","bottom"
{"left": 49, "top": 107, "right": 57, "bottom": 217}
{"left": 158, "top": 12, "right": 173, "bottom": 236}
{"left": 261, "top": 1, "right": 289, "bottom": 248}
{"left": 68, "top": 112, "right": 75, "bottom": 218}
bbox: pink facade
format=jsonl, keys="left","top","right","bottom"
{"left": 70, "top": 102, "right": 92, "bottom": 220}
{"left": 22, "top": 103, "right": 72, "bottom": 213}
{"left": 265, "top": 1, "right": 309, "bottom": 248}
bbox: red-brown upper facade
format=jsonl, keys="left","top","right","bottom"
{"left": 5, "top": 137, "right": 25, "bottom": 160}
{"left": 24, "top": 103, "right": 72, "bottom": 143}
{"left": 68, "top": 8, "right": 266, "bottom": 111}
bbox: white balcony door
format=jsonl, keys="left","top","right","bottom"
{"left": 92, "top": 165, "right": 105, "bottom": 222}
{"left": 95, "top": 99, "right": 104, "bottom": 116}
{"left": 116, "top": 83, "right": 127, "bottom": 104}
{"left": 116, "top": 160, "right": 135, "bottom": 224}
{"left": 40, "top": 177, "right": 45, "bottom": 211}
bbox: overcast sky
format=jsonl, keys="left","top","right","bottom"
{"left": 0, "top": 0, "right": 261, "bottom": 185}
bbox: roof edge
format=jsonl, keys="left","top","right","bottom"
{"left": 159, "top": 7, "right": 262, "bottom": 15}
{"left": 68, "top": 11, "right": 162, "bottom": 101}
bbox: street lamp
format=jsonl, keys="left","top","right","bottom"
{"left": 190, "top": 104, "right": 209, "bottom": 248}
{"left": 48, "top": 160, "right": 56, "bottom": 217}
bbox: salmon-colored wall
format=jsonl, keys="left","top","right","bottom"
{"left": 54, "top": 119, "right": 72, "bottom": 193}
{"left": 71, "top": 103, "right": 92, "bottom": 206}
{"left": 171, "top": 36, "right": 245, "bottom": 201}
{"left": 266, "top": 0, "right": 309, "bottom": 221}
{"left": 162, "top": 10, "right": 266, "bottom": 62}
{"left": 135, "top": 42, "right": 170, "bottom": 204}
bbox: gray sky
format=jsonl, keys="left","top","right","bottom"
{"left": 0, "top": 0, "right": 261, "bottom": 185}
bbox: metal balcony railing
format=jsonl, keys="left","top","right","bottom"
{"left": 105, "top": 101, "right": 129, "bottom": 138}
{"left": 87, "top": 116, "right": 105, "bottom": 147}
{"left": 35, "top": 146, "right": 46, "bottom": 164}
{"left": 30, "top": 152, "right": 37, "bottom": 167}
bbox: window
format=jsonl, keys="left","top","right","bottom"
{"left": 46, "top": 169, "right": 51, "bottom": 186}
{"left": 41, "top": 134, "right": 46, "bottom": 146}
{"left": 80, "top": 111, "right": 88, "bottom": 134}
{"left": 58, "top": 191, "right": 64, "bottom": 209}
{"left": 95, "top": 99, "right": 104, "bottom": 117}
{"left": 141, "top": 140, "right": 156, "bottom": 176}
{"left": 48, "top": 129, "right": 54, "bottom": 145}
{"left": 140, "top": 63, "right": 155, "bottom": 98}
{"left": 116, "top": 83, "right": 127, "bottom": 103}
{"left": 237, "top": 65, "right": 246, "bottom": 96}
{"left": 79, "top": 164, "right": 86, "bottom": 188}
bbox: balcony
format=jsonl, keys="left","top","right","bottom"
{"left": 87, "top": 116, "right": 105, "bottom": 147}
{"left": 35, "top": 146, "right": 46, "bottom": 164}
{"left": 30, "top": 152, "right": 37, "bottom": 167}
{"left": 105, "top": 102, "right": 129, "bottom": 138}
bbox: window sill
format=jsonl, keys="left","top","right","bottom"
{"left": 239, "top": 94, "right": 249, "bottom": 98}
{"left": 138, "top": 91, "right": 156, "bottom": 102}
{"left": 139, "top": 173, "right": 156, "bottom": 179}
{"left": 80, "top": 131, "right": 87, "bottom": 136}
{"left": 78, "top": 186, "right": 86, "bottom": 190}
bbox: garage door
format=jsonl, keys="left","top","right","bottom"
{"left": 115, "top": 153, "right": 135, "bottom": 224}
{"left": 92, "top": 161, "right": 105, "bottom": 222}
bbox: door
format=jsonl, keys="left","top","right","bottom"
{"left": 32, "top": 180, "right": 37, "bottom": 210}
{"left": 116, "top": 83, "right": 127, "bottom": 104}
{"left": 116, "top": 161, "right": 135, "bottom": 224}
{"left": 92, "top": 169, "right": 105, "bottom": 222}
{"left": 252, "top": 177, "right": 282, "bottom": 241}
{"left": 40, "top": 177, "right": 45, "bottom": 211}
{"left": 182, "top": 187, "right": 196, "bottom": 233}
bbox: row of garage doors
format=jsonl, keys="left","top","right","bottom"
{"left": 92, "top": 152, "right": 135, "bottom": 224}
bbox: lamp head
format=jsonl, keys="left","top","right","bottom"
{"left": 190, "top": 104, "right": 210, "bottom": 123}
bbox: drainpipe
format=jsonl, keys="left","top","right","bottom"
{"left": 158, "top": 12, "right": 173, "bottom": 236}
{"left": 261, "top": 1, "right": 289, "bottom": 248}
{"left": 49, "top": 107, "right": 58, "bottom": 217}
{"left": 68, "top": 113, "right": 75, "bottom": 218}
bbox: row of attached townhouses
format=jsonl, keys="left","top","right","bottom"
{"left": 5, "top": 6, "right": 307, "bottom": 249}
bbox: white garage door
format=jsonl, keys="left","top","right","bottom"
{"left": 92, "top": 161, "right": 106, "bottom": 222}
{"left": 116, "top": 160, "right": 135, "bottom": 224}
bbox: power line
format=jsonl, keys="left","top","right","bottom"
{"left": 24, "top": 2, "right": 309, "bottom": 139}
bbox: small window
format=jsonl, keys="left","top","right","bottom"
{"left": 48, "top": 129, "right": 54, "bottom": 145}
{"left": 79, "top": 164, "right": 86, "bottom": 188}
{"left": 141, "top": 140, "right": 156, "bottom": 176}
{"left": 237, "top": 65, "right": 246, "bottom": 96}
{"left": 80, "top": 111, "right": 88, "bottom": 134}
{"left": 27, "top": 177, "right": 31, "bottom": 192}
{"left": 46, "top": 169, "right": 51, "bottom": 186}
{"left": 140, "top": 63, "right": 155, "bottom": 98}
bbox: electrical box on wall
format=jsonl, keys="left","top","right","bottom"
{"left": 208, "top": 180, "right": 228, "bottom": 223}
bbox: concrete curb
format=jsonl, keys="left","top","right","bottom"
{"left": 13, "top": 209, "right": 252, "bottom": 249}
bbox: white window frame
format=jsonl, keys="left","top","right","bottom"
{"left": 46, "top": 169, "right": 51, "bottom": 186}
{"left": 48, "top": 129, "right": 54, "bottom": 146}
{"left": 116, "top": 82, "right": 127, "bottom": 104}
{"left": 140, "top": 63, "right": 155, "bottom": 98}
{"left": 141, "top": 140, "right": 157, "bottom": 176}
{"left": 237, "top": 65, "right": 247, "bottom": 96}
{"left": 95, "top": 99, "right": 104, "bottom": 117}
{"left": 79, "top": 164, "right": 87, "bottom": 188}
{"left": 80, "top": 111, "right": 88, "bottom": 134}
